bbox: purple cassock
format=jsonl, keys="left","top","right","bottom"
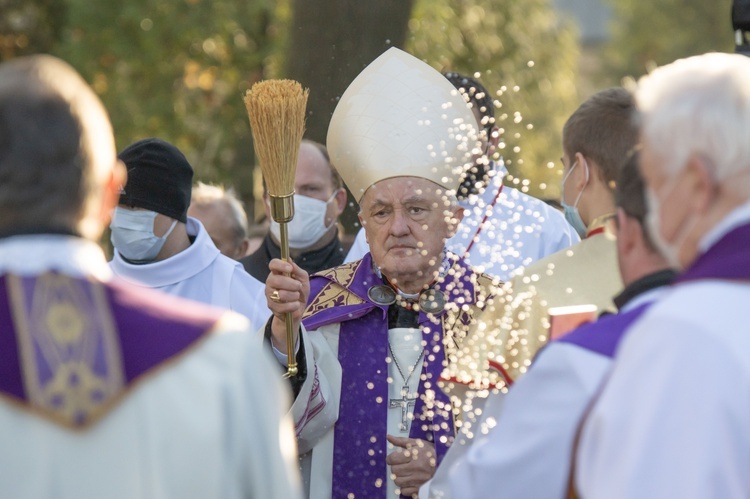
{"left": 302, "top": 252, "right": 498, "bottom": 498}
{"left": 0, "top": 271, "right": 221, "bottom": 428}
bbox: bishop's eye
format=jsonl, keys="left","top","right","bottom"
{"left": 372, "top": 208, "right": 389, "bottom": 220}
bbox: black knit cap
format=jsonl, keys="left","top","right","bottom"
{"left": 117, "top": 138, "right": 193, "bottom": 223}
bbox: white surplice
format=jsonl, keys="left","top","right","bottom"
{"left": 420, "top": 287, "right": 667, "bottom": 499}
{"left": 345, "top": 162, "right": 579, "bottom": 282}
{"left": 110, "top": 217, "right": 270, "bottom": 330}
{"left": 576, "top": 202, "right": 750, "bottom": 499}
{"left": 0, "top": 235, "right": 302, "bottom": 499}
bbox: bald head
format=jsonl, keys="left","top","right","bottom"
{"left": 0, "top": 55, "right": 122, "bottom": 240}
{"left": 189, "top": 182, "right": 250, "bottom": 260}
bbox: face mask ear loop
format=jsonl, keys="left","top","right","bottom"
{"left": 160, "top": 219, "right": 178, "bottom": 240}
{"left": 572, "top": 158, "right": 589, "bottom": 208}
{"left": 561, "top": 160, "right": 577, "bottom": 206}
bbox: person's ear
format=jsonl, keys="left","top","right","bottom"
{"left": 573, "top": 152, "right": 590, "bottom": 190}
{"left": 334, "top": 188, "right": 347, "bottom": 216}
{"left": 687, "top": 155, "right": 718, "bottom": 216}
{"left": 102, "top": 160, "right": 127, "bottom": 224}
{"left": 615, "top": 207, "right": 639, "bottom": 255}
{"left": 237, "top": 238, "right": 250, "bottom": 258}
{"left": 357, "top": 212, "right": 370, "bottom": 245}
{"left": 486, "top": 125, "right": 500, "bottom": 158}
{"left": 446, "top": 206, "right": 465, "bottom": 238}
{"left": 262, "top": 192, "right": 272, "bottom": 219}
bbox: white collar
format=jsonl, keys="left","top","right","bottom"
{"left": 110, "top": 217, "right": 222, "bottom": 287}
{"left": 0, "top": 235, "right": 111, "bottom": 281}
{"left": 698, "top": 200, "right": 750, "bottom": 253}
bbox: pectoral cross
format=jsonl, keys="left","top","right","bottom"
{"left": 389, "top": 384, "right": 418, "bottom": 432}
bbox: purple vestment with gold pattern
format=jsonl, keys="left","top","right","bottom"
{"left": 301, "top": 252, "right": 499, "bottom": 498}
{"left": 0, "top": 271, "right": 221, "bottom": 428}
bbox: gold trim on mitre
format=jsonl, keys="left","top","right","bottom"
{"left": 327, "top": 47, "right": 480, "bottom": 201}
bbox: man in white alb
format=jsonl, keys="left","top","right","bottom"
{"left": 0, "top": 54, "right": 301, "bottom": 499}
{"left": 420, "top": 150, "right": 676, "bottom": 498}
{"left": 109, "top": 138, "right": 268, "bottom": 329}
{"left": 575, "top": 52, "right": 750, "bottom": 498}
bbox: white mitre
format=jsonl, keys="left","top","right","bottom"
{"left": 327, "top": 47, "right": 478, "bottom": 201}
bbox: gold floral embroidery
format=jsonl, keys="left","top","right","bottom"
{"left": 313, "top": 259, "right": 361, "bottom": 288}
{"left": 303, "top": 281, "right": 366, "bottom": 320}
{"left": 11, "top": 273, "right": 124, "bottom": 427}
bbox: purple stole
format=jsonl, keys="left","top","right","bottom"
{"left": 0, "top": 272, "right": 220, "bottom": 428}
{"left": 302, "top": 253, "right": 488, "bottom": 498}
{"left": 555, "top": 304, "right": 650, "bottom": 358}
{"left": 558, "top": 221, "right": 750, "bottom": 356}
{"left": 675, "top": 221, "right": 750, "bottom": 284}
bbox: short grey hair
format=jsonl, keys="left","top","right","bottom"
{"left": 636, "top": 52, "right": 750, "bottom": 193}
{"left": 191, "top": 182, "right": 248, "bottom": 244}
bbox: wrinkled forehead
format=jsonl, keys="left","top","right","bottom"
{"left": 360, "top": 176, "right": 450, "bottom": 208}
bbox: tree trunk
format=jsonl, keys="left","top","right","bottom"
{"left": 286, "top": 0, "right": 415, "bottom": 234}
{"left": 287, "top": 0, "right": 415, "bottom": 143}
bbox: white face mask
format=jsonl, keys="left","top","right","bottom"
{"left": 269, "top": 193, "right": 336, "bottom": 249}
{"left": 645, "top": 177, "right": 695, "bottom": 270}
{"left": 110, "top": 207, "right": 177, "bottom": 263}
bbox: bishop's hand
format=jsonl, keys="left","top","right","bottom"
{"left": 266, "top": 258, "right": 310, "bottom": 354}
{"left": 386, "top": 435, "right": 437, "bottom": 497}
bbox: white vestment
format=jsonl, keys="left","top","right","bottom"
{"left": 420, "top": 287, "right": 666, "bottom": 499}
{"left": 110, "top": 217, "right": 269, "bottom": 330}
{"left": 386, "top": 327, "right": 424, "bottom": 497}
{"left": 576, "top": 202, "right": 750, "bottom": 498}
{"left": 0, "top": 235, "right": 302, "bottom": 499}
{"left": 345, "top": 163, "right": 579, "bottom": 281}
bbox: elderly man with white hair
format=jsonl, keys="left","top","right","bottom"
{"left": 574, "top": 52, "right": 750, "bottom": 498}
{"left": 263, "top": 48, "right": 504, "bottom": 498}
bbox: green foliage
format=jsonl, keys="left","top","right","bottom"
{"left": 0, "top": 0, "right": 66, "bottom": 60}
{"left": 601, "top": 0, "right": 734, "bottom": 85}
{"left": 408, "top": 0, "right": 581, "bottom": 199}
{"left": 54, "top": 0, "right": 279, "bottom": 217}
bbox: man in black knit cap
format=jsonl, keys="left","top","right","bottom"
{"left": 109, "top": 138, "right": 269, "bottom": 330}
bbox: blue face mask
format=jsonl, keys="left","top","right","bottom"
{"left": 561, "top": 159, "right": 589, "bottom": 238}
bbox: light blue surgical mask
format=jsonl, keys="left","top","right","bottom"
{"left": 561, "top": 159, "right": 589, "bottom": 238}
{"left": 110, "top": 207, "right": 177, "bottom": 263}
